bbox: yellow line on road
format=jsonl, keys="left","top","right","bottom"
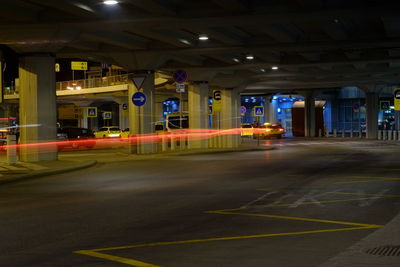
{"left": 80, "top": 226, "right": 378, "bottom": 254}
{"left": 74, "top": 250, "right": 160, "bottom": 267}
{"left": 75, "top": 205, "right": 383, "bottom": 266}
{"left": 206, "top": 210, "right": 382, "bottom": 228}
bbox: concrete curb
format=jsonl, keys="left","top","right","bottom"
{"left": 0, "top": 160, "right": 97, "bottom": 185}
{"left": 169, "top": 146, "right": 276, "bottom": 156}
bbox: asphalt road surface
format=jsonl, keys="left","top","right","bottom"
{"left": 1, "top": 139, "right": 400, "bottom": 266}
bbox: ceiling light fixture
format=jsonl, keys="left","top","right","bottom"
{"left": 103, "top": 0, "right": 118, "bottom": 5}
{"left": 271, "top": 66, "right": 279, "bottom": 70}
{"left": 246, "top": 55, "right": 254, "bottom": 60}
{"left": 198, "top": 34, "right": 209, "bottom": 41}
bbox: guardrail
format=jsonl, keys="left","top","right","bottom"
{"left": 4, "top": 73, "right": 133, "bottom": 95}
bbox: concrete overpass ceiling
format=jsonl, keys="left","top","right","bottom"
{"left": 2, "top": 0, "right": 400, "bottom": 92}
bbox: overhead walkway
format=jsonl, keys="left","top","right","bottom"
{"left": 3, "top": 73, "right": 169, "bottom": 99}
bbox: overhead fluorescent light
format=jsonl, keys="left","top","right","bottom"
{"left": 103, "top": 0, "right": 118, "bottom": 5}
{"left": 198, "top": 34, "right": 209, "bottom": 41}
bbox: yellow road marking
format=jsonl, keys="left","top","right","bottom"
{"left": 74, "top": 250, "right": 160, "bottom": 267}
{"left": 206, "top": 210, "right": 382, "bottom": 228}
{"left": 77, "top": 226, "right": 378, "bottom": 256}
{"left": 75, "top": 206, "right": 383, "bottom": 266}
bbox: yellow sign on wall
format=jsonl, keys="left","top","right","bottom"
{"left": 212, "top": 90, "right": 222, "bottom": 113}
{"left": 394, "top": 88, "right": 400, "bottom": 111}
{"left": 71, "top": 61, "right": 88, "bottom": 71}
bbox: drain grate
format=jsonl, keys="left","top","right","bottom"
{"left": 365, "top": 245, "right": 400, "bottom": 256}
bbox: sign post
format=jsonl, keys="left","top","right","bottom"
{"left": 132, "top": 76, "right": 146, "bottom": 90}
{"left": 71, "top": 61, "right": 88, "bottom": 82}
{"left": 132, "top": 92, "right": 146, "bottom": 106}
{"left": 241, "top": 106, "right": 246, "bottom": 115}
{"left": 87, "top": 107, "right": 97, "bottom": 117}
{"left": 380, "top": 100, "right": 390, "bottom": 111}
{"left": 103, "top": 112, "right": 112, "bottom": 119}
{"left": 173, "top": 70, "right": 188, "bottom": 129}
{"left": 394, "top": 88, "right": 400, "bottom": 111}
{"left": 254, "top": 106, "right": 264, "bottom": 116}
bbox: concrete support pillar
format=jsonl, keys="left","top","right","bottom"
{"left": 366, "top": 92, "right": 379, "bottom": 139}
{"left": 264, "top": 96, "right": 278, "bottom": 124}
{"left": 220, "top": 88, "right": 240, "bottom": 148}
{"left": 154, "top": 101, "right": 164, "bottom": 124}
{"left": 0, "top": 51, "right": 3, "bottom": 105}
{"left": 304, "top": 94, "right": 316, "bottom": 137}
{"left": 264, "top": 96, "right": 271, "bottom": 123}
{"left": 128, "top": 72, "right": 155, "bottom": 154}
{"left": 19, "top": 54, "right": 57, "bottom": 162}
{"left": 188, "top": 82, "right": 209, "bottom": 149}
{"left": 81, "top": 109, "right": 88, "bottom": 128}
{"left": 394, "top": 111, "right": 400, "bottom": 131}
{"left": 73, "top": 102, "right": 92, "bottom": 129}
{"left": 111, "top": 104, "right": 119, "bottom": 127}
{"left": 119, "top": 104, "right": 129, "bottom": 130}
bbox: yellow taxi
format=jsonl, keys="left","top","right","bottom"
{"left": 240, "top": 123, "right": 253, "bottom": 137}
{"left": 253, "top": 123, "right": 285, "bottom": 139}
{"left": 94, "top": 126, "right": 122, "bottom": 138}
{"left": 120, "top": 128, "right": 130, "bottom": 138}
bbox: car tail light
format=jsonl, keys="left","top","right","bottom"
{"left": 279, "top": 128, "right": 284, "bottom": 132}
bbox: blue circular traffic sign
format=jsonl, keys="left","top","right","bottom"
{"left": 132, "top": 92, "right": 146, "bottom": 106}
{"left": 173, "top": 70, "right": 188, "bottom": 83}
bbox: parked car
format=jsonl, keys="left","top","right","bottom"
{"left": 57, "top": 127, "right": 96, "bottom": 150}
{"left": 94, "top": 126, "right": 122, "bottom": 138}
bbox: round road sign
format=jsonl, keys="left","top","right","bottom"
{"left": 132, "top": 92, "right": 147, "bottom": 106}
{"left": 173, "top": 70, "right": 188, "bottom": 83}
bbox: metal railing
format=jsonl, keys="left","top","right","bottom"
{"left": 4, "top": 73, "right": 133, "bottom": 95}
{"left": 56, "top": 73, "right": 132, "bottom": 91}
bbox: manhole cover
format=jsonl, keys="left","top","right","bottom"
{"left": 365, "top": 245, "right": 400, "bottom": 256}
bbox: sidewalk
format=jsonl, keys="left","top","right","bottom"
{"left": 0, "top": 159, "right": 97, "bottom": 185}
{"left": 319, "top": 212, "right": 400, "bottom": 267}
{"left": 0, "top": 140, "right": 273, "bottom": 183}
